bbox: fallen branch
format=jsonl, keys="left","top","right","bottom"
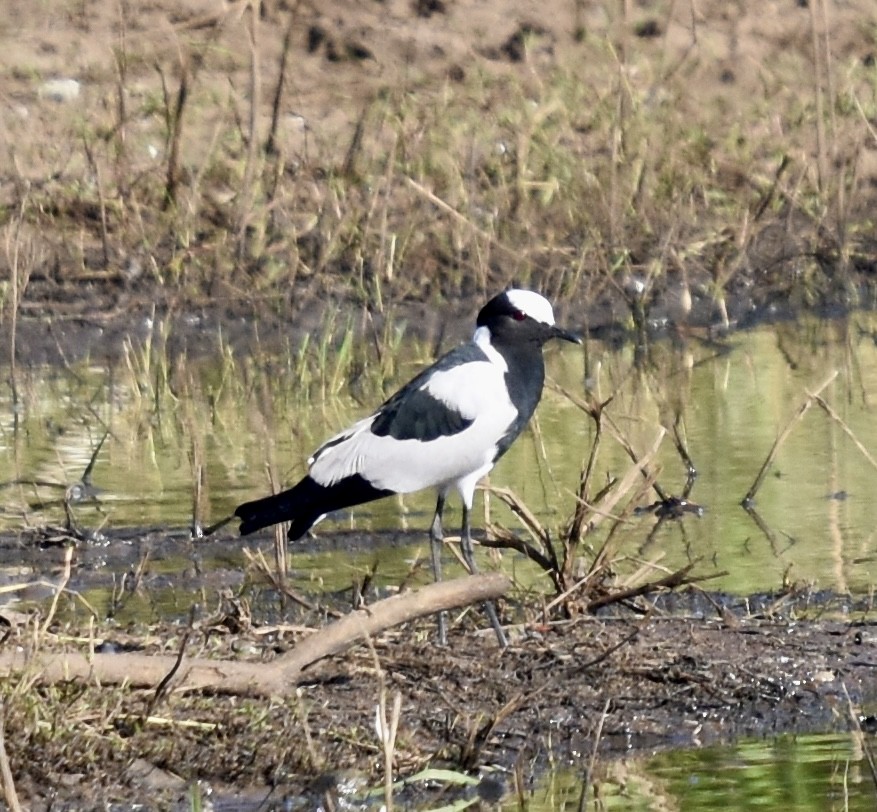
{"left": 0, "top": 573, "right": 511, "bottom": 698}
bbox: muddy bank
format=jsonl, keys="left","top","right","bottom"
{"left": 1, "top": 526, "right": 875, "bottom": 810}
{"left": 4, "top": 281, "right": 870, "bottom": 371}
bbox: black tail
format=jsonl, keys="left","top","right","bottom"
{"left": 234, "top": 474, "right": 393, "bottom": 539}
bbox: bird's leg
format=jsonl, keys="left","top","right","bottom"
{"left": 461, "top": 505, "right": 509, "bottom": 649}
{"left": 429, "top": 493, "right": 448, "bottom": 646}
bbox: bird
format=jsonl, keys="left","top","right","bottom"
{"left": 234, "top": 289, "right": 581, "bottom": 646}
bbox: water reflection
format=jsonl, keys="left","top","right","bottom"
{"left": 645, "top": 733, "right": 877, "bottom": 811}
{"left": 3, "top": 315, "right": 877, "bottom": 598}
{"left": 518, "top": 733, "right": 877, "bottom": 810}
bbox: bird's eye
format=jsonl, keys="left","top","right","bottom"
{"left": 512, "top": 309, "right": 526, "bottom": 322}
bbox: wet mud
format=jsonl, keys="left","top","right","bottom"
{"left": 1, "top": 527, "right": 875, "bottom": 809}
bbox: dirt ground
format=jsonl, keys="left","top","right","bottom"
{"left": 0, "top": 0, "right": 877, "bottom": 336}
{"left": 3, "top": 0, "right": 877, "bottom": 807}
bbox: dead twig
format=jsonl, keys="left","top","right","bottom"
{"left": 40, "top": 544, "right": 74, "bottom": 637}
{"left": 553, "top": 381, "right": 671, "bottom": 502}
{"left": 0, "top": 708, "right": 22, "bottom": 812}
{"left": 265, "top": 4, "right": 299, "bottom": 156}
{"left": 144, "top": 607, "right": 196, "bottom": 719}
{"left": 812, "top": 394, "right": 877, "bottom": 472}
{"left": 481, "top": 525, "right": 557, "bottom": 579}
{"left": 157, "top": 57, "right": 189, "bottom": 209}
{"left": 578, "top": 698, "right": 612, "bottom": 812}
{"left": 841, "top": 681, "right": 877, "bottom": 788}
{"left": 586, "top": 563, "right": 727, "bottom": 612}
{"left": 566, "top": 393, "right": 612, "bottom": 549}
{"left": 242, "top": 547, "right": 327, "bottom": 615}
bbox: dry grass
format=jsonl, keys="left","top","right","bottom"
{"left": 0, "top": 1, "right": 875, "bottom": 329}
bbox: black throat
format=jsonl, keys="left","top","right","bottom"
{"left": 490, "top": 336, "right": 547, "bottom": 460}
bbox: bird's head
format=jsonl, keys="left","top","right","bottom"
{"left": 476, "top": 289, "right": 581, "bottom": 346}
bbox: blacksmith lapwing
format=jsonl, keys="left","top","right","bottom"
{"left": 235, "top": 289, "right": 581, "bottom": 646}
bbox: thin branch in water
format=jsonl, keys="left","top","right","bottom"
{"left": 671, "top": 411, "right": 697, "bottom": 482}
{"left": 812, "top": 393, "right": 877, "bottom": 472}
{"left": 578, "top": 698, "right": 612, "bottom": 812}
{"left": 81, "top": 431, "right": 108, "bottom": 489}
{"left": 3, "top": 194, "right": 35, "bottom": 427}
{"left": 743, "top": 370, "right": 838, "bottom": 505}
{"left": 566, "top": 393, "right": 613, "bottom": 548}
{"left": 841, "top": 681, "right": 877, "bottom": 790}
{"left": 553, "top": 381, "right": 669, "bottom": 501}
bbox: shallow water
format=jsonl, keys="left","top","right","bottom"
{"left": 518, "top": 732, "right": 877, "bottom": 811}
{"left": 3, "top": 314, "right": 877, "bottom": 601}
{"left": 208, "top": 731, "right": 877, "bottom": 810}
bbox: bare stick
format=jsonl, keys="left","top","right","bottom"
{"left": 742, "top": 370, "right": 838, "bottom": 505}
{"left": 40, "top": 545, "right": 74, "bottom": 637}
{"left": 265, "top": 5, "right": 298, "bottom": 155}
{"left": 553, "top": 382, "right": 670, "bottom": 502}
{"left": 0, "top": 709, "right": 21, "bottom": 812}
{"left": 842, "top": 681, "right": 877, "bottom": 788}
{"left": 812, "top": 394, "right": 877, "bottom": 472}
{"left": 159, "top": 56, "right": 189, "bottom": 209}
{"left": 81, "top": 137, "right": 110, "bottom": 266}
{"left": 272, "top": 573, "right": 510, "bottom": 678}
{"left": 808, "top": 0, "right": 827, "bottom": 193}
{"left": 3, "top": 195, "right": 33, "bottom": 423}
{"left": 586, "top": 563, "right": 726, "bottom": 612}
{"left": 567, "top": 395, "right": 611, "bottom": 548}
{"left": 580, "top": 428, "right": 666, "bottom": 535}
{"left": 237, "top": 0, "right": 262, "bottom": 257}
{"left": 578, "top": 698, "right": 611, "bottom": 812}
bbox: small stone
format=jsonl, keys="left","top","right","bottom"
{"left": 39, "top": 78, "right": 81, "bottom": 103}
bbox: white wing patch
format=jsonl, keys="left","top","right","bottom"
{"left": 420, "top": 361, "right": 504, "bottom": 417}
{"left": 308, "top": 359, "right": 517, "bottom": 494}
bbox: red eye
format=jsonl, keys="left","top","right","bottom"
{"left": 513, "top": 309, "right": 526, "bottom": 321}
